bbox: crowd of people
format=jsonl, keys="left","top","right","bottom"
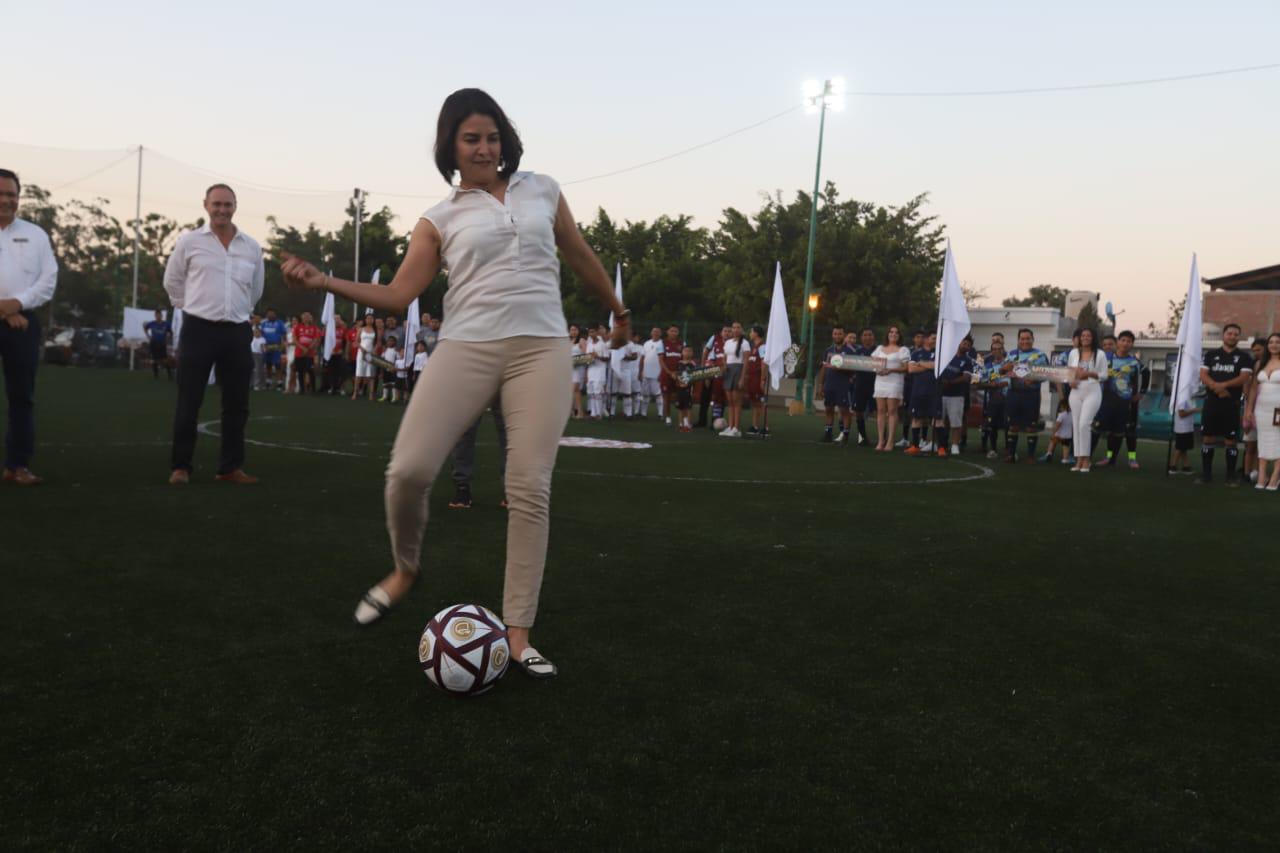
{"left": 144, "top": 306, "right": 445, "bottom": 403}
{"left": 143, "top": 303, "right": 1280, "bottom": 490}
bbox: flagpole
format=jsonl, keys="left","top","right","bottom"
{"left": 128, "top": 144, "right": 143, "bottom": 371}
{"left": 1167, "top": 341, "right": 1185, "bottom": 477}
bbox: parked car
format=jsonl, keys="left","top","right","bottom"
{"left": 1137, "top": 390, "right": 1203, "bottom": 439}
{"left": 43, "top": 328, "right": 121, "bottom": 366}
{"left": 43, "top": 328, "right": 75, "bottom": 365}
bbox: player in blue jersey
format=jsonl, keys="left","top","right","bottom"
{"left": 815, "top": 326, "right": 851, "bottom": 443}
{"left": 1095, "top": 330, "right": 1143, "bottom": 469}
{"left": 998, "top": 328, "right": 1049, "bottom": 462}
{"left": 905, "top": 331, "right": 943, "bottom": 455}
{"left": 938, "top": 335, "right": 976, "bottom": 455}
{"left": 258, "top": 308, "right": 287, "bottom": 390}
{"left": 849, "top": 327, "right": 878, "bottom": 446}
{"left": 143, "top": 308, "right": 172, "bottom": 380}
{"left": 977, "top": 332, "right": 1009, "bottom": 459}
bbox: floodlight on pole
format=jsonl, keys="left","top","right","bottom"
{"left": 796, "top": 77, "right": 843, "bottom": 411}
{"left": 808, "top": 293, "right": 820, "bottom": 311}
{"left": 351, "top": 188, "right": 365, "bottom": 322}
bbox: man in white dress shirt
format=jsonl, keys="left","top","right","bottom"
{"left": 164, "top": 184, "right": 264, "bottom": 485}
{"left": 0, "top": 169, "right": 58, "bottom": 486}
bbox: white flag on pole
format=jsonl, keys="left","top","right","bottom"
{"left": 1170, "top": 253, "right": 1204, "bottom": 415}
{"left": 610, "top": 263, "right": 623, "bottom": 329}
{"left": 364, "top": 268, "right": 381, "bottom": 316}
{"left": 404, "top": 296, "right": 421, "bottom": 353}
{"left": 763, "top": 262, "right": 793, "bottom": 390}
{"left": 934, "top": 240, "right": 971, "bottom": 377}
{"left": 321, "top": 280, "right": 336, "bottom": 363}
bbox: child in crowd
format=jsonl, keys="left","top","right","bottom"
{"left": 394, "top": 354, "right": 408, "bottom": 404}
{"left": 250, "top": 326, "right": 266, "bottom": 390}
{"left": 676, "top": 345, "right": 697, "bottom": 432}
{"left": 380, "top": 336, "right": 400, "bottom": 403}
{"left": 1169, "top": 403, "right": 1200, "bottom": 475}
{"left": 1039, "top": 398, "right": 1074, "bottom": 464}
{"left": 411, "top": 341, "right": 428, "bottom": 395}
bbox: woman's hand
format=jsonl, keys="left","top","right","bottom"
{"left": 609, "top": 318, "right": 630, "bottom": 349}
{"left": 279, "top": 252, "right": 327, "bottom": 291}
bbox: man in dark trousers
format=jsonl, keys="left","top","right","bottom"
{"left": 0, "top": 168, "right": 58, "bottom": 486}
{"left": 164, "top": 184, "right": 264, "bottom": 485}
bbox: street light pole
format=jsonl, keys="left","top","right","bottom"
{"left": 797, "top": 78, "right": 843, "bottom": 411}
{"left": 351, "top": 188, "right": 364, "bottom": 322}
{"left": 129, "top": 144, "right": 143, "bottom": 371}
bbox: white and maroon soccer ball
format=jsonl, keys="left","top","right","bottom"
{"left": 418, "top": 604, "right": 511, "bottom": 696}
{"left": 713, "top": 417, "right": 728, "bottom": 431}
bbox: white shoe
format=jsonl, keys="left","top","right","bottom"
{"left": 833, "top": 431, "right": 846, "bottom": 444}
{"left": 950, "top": 444, "right": 961, "bottom": 455}
{"left": 894, "top": 439, "right": 909, "bottom": 448}
{"left": 920, "top": 441, "right": 934, "bottom": 453}
{"left": 353, "top": 585, "right": 395, "bottom": 626}
{"left": 731, "top": 428, "right": 741, "bottom": 437}
{"left": 986, "top": 450, "right": 998, "bottom": 460}
{"left": 718, "top": 428, "right": 732, "bottom": 437}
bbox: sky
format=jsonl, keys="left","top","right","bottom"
{"left": 5, "top": 0, "right": 1278, "bottom": 330}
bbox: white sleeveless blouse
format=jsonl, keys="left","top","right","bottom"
{"left": 422, "top": 171, "right": 568, "bottom": 343}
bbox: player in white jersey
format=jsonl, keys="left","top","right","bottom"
{"left": 569, "top": 324, "right": 587, "bottom": 419}
{"left": 639, "top": 326, "right": 665, "bottom": 419}
{"left": 586, "top": 325, "right": 610, "bottom": 419}
{"left": 618, "top": 331, "right": 643, "bottom": 418}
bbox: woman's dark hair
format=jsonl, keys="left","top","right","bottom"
{"left": 434, "top": 88, "right": 523, "bottom": 184}
{"left": 886, "top": 325, "right": 902, "bottom": 344}
{"left": 1075, "top": 327, "right": 1097, "bottom": 355}
{"left": 1264, "top": 333, "right": 1280, "bottom": 372}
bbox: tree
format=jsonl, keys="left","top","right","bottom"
{"left": 1002, "top": 284, "right": 1069, "bottom": 309}
{"left": 1141, "top": 296, "right": 1186, "bottom": 338}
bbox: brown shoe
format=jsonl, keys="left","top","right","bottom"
{"left": 3, "top": 467, "right": 43, "bottom": 486}
{"left": 214, "top": 469, "right": 259, "bottom": 485}
{"left": 168, "top": 469, "right": 190, "bottom": 485}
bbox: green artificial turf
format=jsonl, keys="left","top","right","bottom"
{"left": 2, "top": 368, "right": 1278, "bottom": 850}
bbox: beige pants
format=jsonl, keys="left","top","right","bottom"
{"left": 385, "top": 336, "right": 570, "bottom": 627}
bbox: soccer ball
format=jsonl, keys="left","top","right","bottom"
{"left": 713, "top": 417, "right": 728, "bottom": 431}
{"left": 418, "top": 604, "right": 511, "bottom": 696}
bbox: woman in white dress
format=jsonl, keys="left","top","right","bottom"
{"left": 871, "top": 325, "right": 910, "bottom": 452}
{"left": 1067, "top": 327, "right": 1108, "bottom": 472}
{"left": 352, "top": 314, "right": 378, "bottom": 401}
{"left": 1244, "top": 333, "right": 1280, "bottom": 490}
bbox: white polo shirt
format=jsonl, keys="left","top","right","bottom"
{"left": 163, "top": 223, "right": 264, "bottom": 324}
{"left": 641, "top": 338, "right": 664, "bottom": 379}
{"left": 0, "top": 217, "right": 58, "bottom": 310}
{"left": 422, "top": 171, "right": 567, "bottom": 343}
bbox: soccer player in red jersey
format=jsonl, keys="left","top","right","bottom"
{"left": 292, "top": 311, "right": 322, "bottom": 394}
{"left": 344, "top": 318, "right": 360, "bottom": 389}
{"left": 659, "top": 324, "right": 684, "bottom": 425}
{"left": 743, "top": 325, "right": 769, "bottom": 436}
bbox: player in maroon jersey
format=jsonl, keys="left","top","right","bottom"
{"left": 659, "top": 324, "right": 684, "bottom": 425}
